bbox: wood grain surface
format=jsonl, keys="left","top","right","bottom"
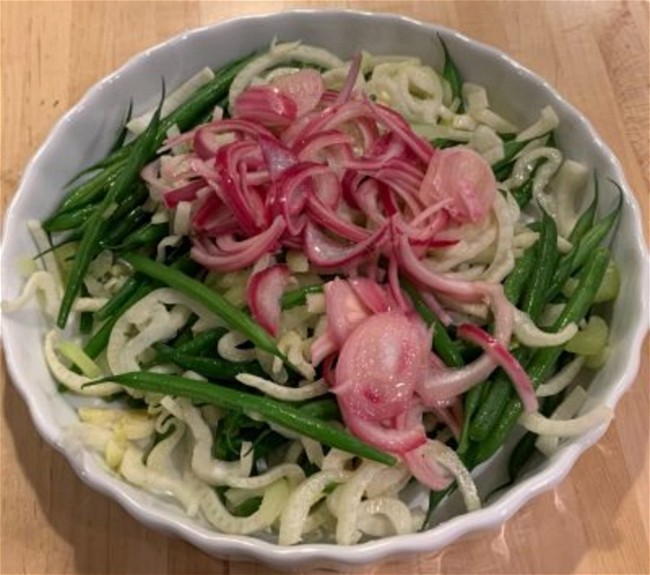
{"left": 1, "top": 2, "right": 648, "bottom": 574}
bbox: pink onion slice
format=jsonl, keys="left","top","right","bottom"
{"left": 457, "top": 323, "right": 538, "bottom": 413}
{"left": 304, "top": 221, "right": 387, "bottom": 268}
{"left": 295, "top": 129, "right": 353, "bottom": 163}
{"left": 395, "top": 235, "right": 492, "bottom": 302}
{"left": 232, "top": 85, "right": 298, "bottom": 128}
{"left": 311, "top": 170, "right": 343, "bottom": 208}
{"left": 163, "top": 179, "right": 206, "bottom": 209}
{"left": 258, "top": 133, "right": 297, "bottom": 180}
{"left": 335, "top": 311, "right": 430, "bottom": 423}
{"left": 336, "top": 52, "right": 362, "bottom": 105}
{"left": 403, "top": 441, "right": 453, "bottom": 490}
{"left": 310, "top": 331, "right": 339, "bottom": 368}
{"left": 192, "top": 189, "right": 223, "bottom": 230}
{"left": 192, "top": 119, "right": 274, "bottom": 160}
{"left": 307, "top": 194, "right": 370, "bottom": 242}
{"left": 246, "top": 264, "right": 290, "bottom": 337}
{"left": 430, "top": 402, "right": 463, "bottom": 440}
{"left": 339, "top": 402, "right": 427, "bottom": 455}
{"left": 388, "top": 255, "right": 410, "bottom": 313}
{"left": 271, "top": 69, "right": 325, "bottom": 117}
{"left": 419, "top": 289, "right": 454, "bottom": 327}
{"left": 348, "top": 278, "right": 392, "bottom": 313}
{"left": 419, "top": 147, "right": 497, "bottom": 224}
{"left": 396, "top": 404, "right": 453, "bottom": 489}
{"left": 369, "top": 100, "right": 434, "bottom": 164}
{"left": 418, "top": 353, "right": 496, "bottom": 406}
{"left": 215, "top": 142, "right": 266, "bottom": 235}
{"left": 191, "top": 217, "right": 286, "bottom": 272}
{"left": 323, "top": 278, "right": 371, "bottom": 342}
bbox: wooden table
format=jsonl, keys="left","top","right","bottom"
{"left": 1, "top": 2, "right": 648, "bottom": 573}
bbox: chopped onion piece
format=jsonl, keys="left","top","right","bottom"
{"left": 236, "top": 374, "right": 327, "bottom": 401}
{"left": 520, "top": 401, "right": 613, "bottom": 437}
{"left": 279, "top": 469, "right": 351, "bottom": 545}
{"left": 535, "top": 386, "right": 590, "bottom": 456}
{"left": 537, "top": 357, "right": 586, "bottom": 397}
{"left": 514, "top": 309, "right": 579, "bottom": 348}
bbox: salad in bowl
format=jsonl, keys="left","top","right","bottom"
{"left": 2, "top": 10, "right": 647, "bottom": 569}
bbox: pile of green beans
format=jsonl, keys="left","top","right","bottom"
{"left": 55, "top": 90, "right": 165, "bottom": 329}
{"left": 49, "top": 56, "right": 254, "bottom": 330}
{"left": 422, "top": 198, "right": 619, "bottom": 528}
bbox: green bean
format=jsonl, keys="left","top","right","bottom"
{"left": 510, "top": 177, "right": 534, "bottom": 209}
{"left": 468, "top": 348, "right": 530, "bottom": 442}
{"left": 122, "top": 252, "right": 285, "bottom": 361}
{"left": 94, "top": 274, "right": 146, "bottom": 322}
{"left": 56, "top": 92, "right": 164, "bottom": 329}
{"left": 159, "top": 55, "right": 253, "bottom": 134}
{"left": 431, "top": 322, "right": 465, "bottom": 369}
{"left": 509, "top": 156, "right": 546, "bottom": 208}
{"left": 457, "top": 380, "right": 488, "bottom": 455}
{"left": 113, "top": 223, "right": 169, "bottom": 252}
{"left": 230, "top": 497, "right": 263, "bottom": 517}
{"left": 298, "top": 397, "right": 340, "bottom": 421}
{"left": 493, "top": 135, "right": 550, "bottom": 181}
{"left": 503, "top": 244, "right": 537, "bottom": 305}
{"left": 520, "top": 211, "right": 558, "bottom": 322}
{"left": 439, "top": 35, "right": 463, "bottom": 111}
{"left": 506, "top": 432, "right": 538, "bottom": 485}
{"left": 545, "top": 248, "right": 578, "bottom": 304}
{"left": 431, "top": 138, "right": 461, "bottom": 150}
{"left": 506, "top": 391, "right": 565, "bottom": 483}
{"left": 99, "top": 207, "right": 150, "bottom": 250}
{"left": 79, "top": 312, "right": 94, "bottom": 334}
{"left": 43, "top": 203, "right": 98, "bottom": 233}
{"left": 153, "top": 343, "right": 266, "bottom": 380}
{"left": 423, "top": 485, "right": 454, "bottom": 529}
{"left": 568, "top": 177, "right": 598, "bottom": 244}
{"left": 106, "top": 179, "right": 149, "bottom": 218}
{"left": 474, "top": 247, "right": 611, "bottom": 464}
{"left": 162, "top": 314, "right": 198, "bottom": 350}
{"left": 110, "top": 99, "right": 134, "bottom": 153}
{"left": 173, "top": 327, "right": 226, "bottom": 355}
{"left": 58, "top": 180, "right": 148, "bottom": 244}
{"left": 401, "top": 279, "right": 464, "bottom": 368}
{"left": 492, "top": 140, "right": 529, "bottom": 177}
{"left": 280, "top": 284, "right": 324, "bottom": 309}
{"left": 83, "top": 281, "right": 153, "bottom": 359}
{"left": 91, "top": 371, "right": 397, "bottom": 466}
{"left": 548, "top": 190, "right": 621, "bottom": 300}
{"left": 422, "top": 446, "right": 477, "bottom": 529}
{"left": 64, "top": 100, "right": 135, "bottom": 189}
{"left": 566, "top": 191, "right": 621, "bottom": 271}
{"left": 48, "top": 161, "right": 124, "bottom": 223}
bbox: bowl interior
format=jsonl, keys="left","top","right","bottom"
{"left": 1, "top": 9, "right": 648, "bottom": 570}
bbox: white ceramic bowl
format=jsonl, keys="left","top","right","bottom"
{"left": 2, "top": 10, "right": 648, "bottom": 571}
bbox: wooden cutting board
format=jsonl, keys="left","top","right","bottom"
{"left": 1, "top": 2, "right": 648, "bottom": 573}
